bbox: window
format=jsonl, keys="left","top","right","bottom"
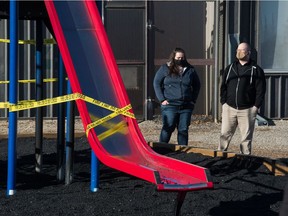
{"left": 259, "top": 1, "right": 288, "bottom": 70}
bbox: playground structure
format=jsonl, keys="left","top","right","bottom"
{"left": 1, "top": 1, "right": 213, "bottom": 215}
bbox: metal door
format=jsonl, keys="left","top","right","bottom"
{"left": 147, "top": 1, "right": 215, "bottom": 116}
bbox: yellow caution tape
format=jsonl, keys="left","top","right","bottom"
{"left": 9, "top": 93, "right": 77, "bottom": 111}
{"left": 44, "top": 38, "right": 57, "bottom": 44}
{"left": 97, "top": 121, "right": 128, "bottom": 141}
{"left": 85, "top": 104, "right": 132, "bottom": 136}
{"left": 0, "top": 100, "right": 35, "bottom": 108}
{"left": 18, "top": 78, "right": 59, "bottom": 83}
{"left": 0, "top": 102, "right": 9, "bottom": 109}
{"left": 1, "top": 92, "right": 135, "bottom": 140}
{"left": 0, "top": 38, "right": 56, "bottom": 45}
{"left": 0, "top": 80, "right": 9, "bottom": 84}
{"left": 4, "top": 93, "right": 134, "bottom": 120}
{"left": 90, "top": 114, "right": 127, "bottom": 135}
{"left": 79, "top": 94, "right": 134, "bottom": 119}
{"left": 0, "top": 39, "right": 10, "bottom": 44}
{"left": 0, "top": 78, "right": 65, "bottom": 84}
{"left": 18, "top": 100, "right": 36, "bottom": 104}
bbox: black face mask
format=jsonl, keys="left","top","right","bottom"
{"left": 175, "top": 59, "right": 186, "bottom": 66}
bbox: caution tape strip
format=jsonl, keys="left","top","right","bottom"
{"left": 0, "top": 78, "right": 67, "bottom": 84}
{"left": 9, "top": 94, "right": 78, "bottom": 111}
{"left": 0, "top": 93, "right": 135, "bottom": 138}
{"left": 0, "top": 100, "right": 38, "bottom": 108}
{"left": 0, "top": 102, "right": 9, "bottom": 109}
{"left": 97, "top": 121, "right": 128, "bottom": 141}
{"left": 85, "top": 104, "right": 132, "bottom": 136}
{"left": 0, "top": 38, "right": 56, "bottom": 45}
{"left": 79, "top": 94, "right": 134, "bottom": 119}
{"left": 8, "top": 93, "right": 134, "bottom": 118}
{"left": 90, "top": 114, "right": 127, "bottom": 136}
{"left": 18, "top": 78, "right": 60, "bottom": 84}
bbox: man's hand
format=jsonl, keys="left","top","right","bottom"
{"left": 252, "top": 106, "right": 258, "bottom": 113}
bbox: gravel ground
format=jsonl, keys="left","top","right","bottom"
{"left": 139, "top": 115, "right": 288, "bottom": 159}
{"left": 0, "top": 115, "right": 287, "bottom": 159}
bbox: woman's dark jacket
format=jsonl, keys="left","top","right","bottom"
{"left": 153, "top": 63, "right": 201, "bottom": 106}
{"left": 220, "top": 60, "right": 266, "bottom": 109}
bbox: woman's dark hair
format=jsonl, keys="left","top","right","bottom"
{"left": 168, "top": 47, "right": 187, "bottom": 76}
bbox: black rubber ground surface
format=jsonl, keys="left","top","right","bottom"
{"left": 0, "top": 137, "right": 287, "bottom": 216}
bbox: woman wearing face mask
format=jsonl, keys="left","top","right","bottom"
{"left": 153, "top": 47, "right": 201, "bottom": 145}
{"left": 218, "top": 42, "right": 266, "bottom": 155}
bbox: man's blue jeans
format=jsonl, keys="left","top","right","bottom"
{"left": 160, "top": 105, "right": 193, "bottom": 145}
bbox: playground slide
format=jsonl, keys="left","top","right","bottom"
{"left": 44, "top": 0, "right": 213, "bottom": 191}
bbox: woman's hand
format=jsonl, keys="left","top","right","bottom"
{"left": 161, "top": 100, "right": 169, "bottom": 105}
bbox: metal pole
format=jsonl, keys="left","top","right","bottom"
{"left": 35, "top": 20, "right": 44, "bottom": 173}
{"left": 90, "top": 151, "right": 99, "bottom": 192}
{"left": 65, "top": 80, "right": 75, "bottom": 185}
{"left": 90, "top": 0, "right": 102, "bottom": 192}
{"left": 7, "top": 0, "right": 18, "bottom": 196}
{"left": 57, "top": 54, "right": 66, "bottom": 182}
{"left": 213, "top": 0, "right": 220, "bottom": 123}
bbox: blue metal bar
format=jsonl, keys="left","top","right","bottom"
{"left": 57, "top": 54, "right": 66, "bottom": 182}
{"left": 35, "top": 20, "right": 44, "bottom": 173}
{"left": 90, "top": 0, "right": 102, "bottom": 192}
{"left": 7, "top": 0, "right": 18, "bottom": 196}
{"left": 65, "top": 80, "right": 75, "bottom": 185}
{"left": 90, "top": 151, "right": 99, "bottom": 192}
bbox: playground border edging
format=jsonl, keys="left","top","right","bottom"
{"left": 149, "top": 142, "right": 288, "bottom": 176}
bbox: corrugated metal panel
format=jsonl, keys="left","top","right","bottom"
{"left": 18, "top": 20, "right": 35, "bottom": 117}
{"left": 44, "top": 28, "right": 58, "bottom": 118}
{"left": 0, "top": 19, "right": 8, "bottom": 118}
{"left": 1, "top": 5, "right": 288, "bottom": 121}
{"left": 264, "top": 73, "right": 288, "bottom": 119}
{"left": 0, "top": 19, "right": 59, "bottom": 118}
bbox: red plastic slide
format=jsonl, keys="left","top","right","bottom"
{"left": 44, "top": 0, "right": 213, "bottom": 192}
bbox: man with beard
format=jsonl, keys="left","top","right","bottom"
{"left": 218, "top": 42, "right": 266, "bottom": 155}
